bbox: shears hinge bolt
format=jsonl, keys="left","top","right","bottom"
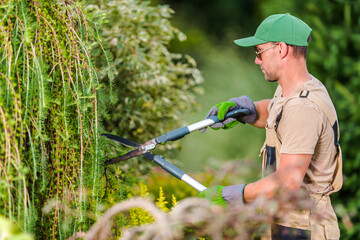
{"left": 141, "top": 144, "right": 156, "bottom": 152}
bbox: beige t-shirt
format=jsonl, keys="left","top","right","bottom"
{"left": 269, "top": 76, "right": 339, "bottom": 194}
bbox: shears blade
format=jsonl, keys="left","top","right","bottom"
{"left": 104, "top": 149, "right": 143, "bottom": 165}
{"left": 102, "top": 134, "right": 158, "bottom": 165}
{"left": 143, "top": 151, "right": 156, "bottom": 160}
{"left": 101, "top": 133, "right": 140, "bottom": 148}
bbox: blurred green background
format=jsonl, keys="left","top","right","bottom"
{"left": 158, "top": 0, "right": 277, "bottom": 173}
{"left": 174, "top": 47, "right": 275, "bottom": 173}
{"left": 151, "top": 0, "right": 360, "bottom": 238}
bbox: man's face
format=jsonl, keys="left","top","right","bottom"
{"left": 254, "top": 42, "right": 279, "bottom": 82}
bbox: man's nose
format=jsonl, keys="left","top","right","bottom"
{"left": 255, "top": 56, "right": 261, "bottom": 65}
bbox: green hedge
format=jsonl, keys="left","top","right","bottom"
{"left": 0, "top": 0, "right": 202, "bottom": 238}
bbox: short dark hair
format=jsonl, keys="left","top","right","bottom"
{"left": 290, "top": 35, "right": 311, "bottom": 59}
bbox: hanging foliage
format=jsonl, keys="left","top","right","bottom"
{"left": 0, "top": 0, "right": 203, "bottom": 238}
{"left": 0, "top": 0, "right": 110, "bottom": 238}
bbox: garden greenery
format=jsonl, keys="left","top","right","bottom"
{"left": 0, "top": 0, "right": 107, "bottom": 238}
{"left": 88, "top": 0, "right": 203, "bottom": 143}
{"left": 0, "top": 0, "right": 203, "bottom": 238}
{"left": 3, "top": 0, "right": 357, "bottom": 239}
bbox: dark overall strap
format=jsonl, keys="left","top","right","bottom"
{"left": 271, "top": 225, "right": 310, "bottom": 240}
{"left": 264, "top": 106, "right": 283, "bottom": 172}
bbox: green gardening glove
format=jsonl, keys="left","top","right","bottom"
{"left": 200, "top": 101, "right": 239, "bottom": 132}
{"left": 200, "top": 96, "right": 257, "bottom": 133}
{"left": 215, "top": 101, "right": 239, "bottom": 129}
{"left": 198, "top": 185, "right": 227, "bottom": 206}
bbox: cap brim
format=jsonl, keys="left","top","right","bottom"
{"left": 234, "top": 36, "right": 267, "bottom": 47}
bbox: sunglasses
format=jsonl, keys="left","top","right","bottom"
{"left": 255, "top": 44, "right": 279, "bottom": 60}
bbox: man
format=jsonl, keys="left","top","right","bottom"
{"left": 198, "top": 13, "right": 343, "bottom": 240}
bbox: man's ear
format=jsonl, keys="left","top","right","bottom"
{"left": 278, "top": 42, "right": 289, "bottom": 59}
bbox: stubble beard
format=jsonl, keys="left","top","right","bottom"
{"left": 264, "top": 70, "right": 278, "bottom": 82}
{"left": 262, "top": 64, "right": 279, "bottom": 82}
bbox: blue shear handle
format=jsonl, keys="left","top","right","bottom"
{"left": 225, "top": 107, "right": 250, "bottom": 120}
{"left": 208, "top": 107, "right": 250, "bottom": 123}
{"left": 155, "top": 107, "right": 250, "bottom": 144}
{"left": 155, "top": 126, "right": 190, "bottom": 144}
{"left": 152, "top": 155, "right": 185, "bottom": 180}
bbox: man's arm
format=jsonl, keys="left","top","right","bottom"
{"left": 243, "top": 153, "right": 312, "bottom": 202}
{"left": 251, "top": 99, "right": 271, "bottom": 128}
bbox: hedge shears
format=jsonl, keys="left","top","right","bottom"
{"left": 102, "top": 107, "right": 249, "bottom": 192}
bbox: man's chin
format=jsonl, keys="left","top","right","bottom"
{"left": 263, "top": 72, "right": 278, "bottom": 82}
{"left": 265, "top": 78, "right": 278, "bottom": 83}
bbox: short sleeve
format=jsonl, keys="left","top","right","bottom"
{"left": 278, "top": 101, "right": 322, "bottom": 154}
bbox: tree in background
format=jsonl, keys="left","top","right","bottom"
{"left": 0, "top": 0, "right": 202, "bottom": 238}
{"left": 88, "top": 0, "right": 203, "bottom": 145}
{"left": 156, "top": 0, "right": 259, "bottom": 61}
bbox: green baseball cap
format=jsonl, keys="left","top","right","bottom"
{"left": 234, "top": 13, "right": 312, "bottom": 47}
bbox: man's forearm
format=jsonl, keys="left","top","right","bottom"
{"left": 251, "top": 99, "right": 271, "bottom": 128}
{"left": 243, "top": 153, "right": 312, "bottom": 203}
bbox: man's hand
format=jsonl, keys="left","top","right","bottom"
{"left": 198, "top": 185, "right": 227, "bottom": 206}
{"left": 200, "top": 96, "right": 257, "bottom": 133}
{"left": 198, "top": 184, "right": 247, "bottom": 206}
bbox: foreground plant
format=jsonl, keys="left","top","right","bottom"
{"left": 69, "top": 189, "right": 311, "bottom": 240}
